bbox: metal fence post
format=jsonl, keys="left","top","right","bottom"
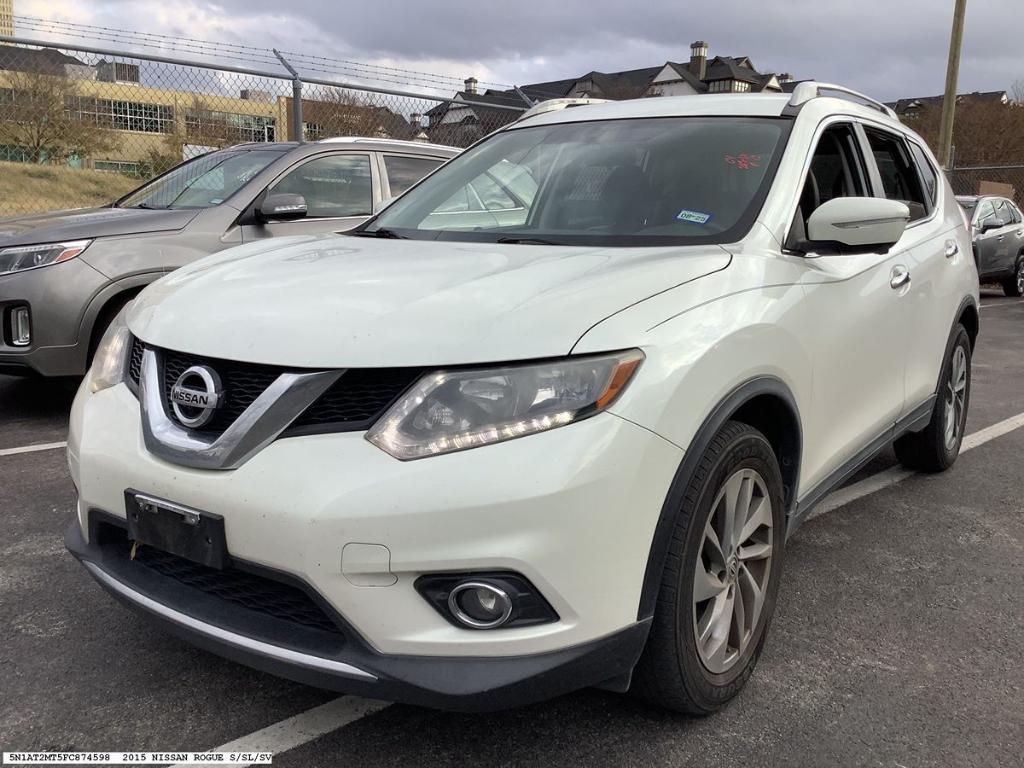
{"left": 273, "top": 49, "right": 303, "bottom": 142}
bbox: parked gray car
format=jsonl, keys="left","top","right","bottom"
{"left": 0, "top": 138, "right": 458, "bottom": 377}
{"left": 957, "top": 194, "right": 1024, "bottom": 296}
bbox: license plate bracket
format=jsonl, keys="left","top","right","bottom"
{"left": 124, "top": 490, "right": 229, "bottom": 569}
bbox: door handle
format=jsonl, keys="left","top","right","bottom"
{"left": 944, "top": 240, "right": 959, "bottom": 259}
{"left": 890, "top": 265, "right": 911, "bottom": 290}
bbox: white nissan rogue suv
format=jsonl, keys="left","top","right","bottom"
{"left": 67, "top": 85, "right": 980, "bottom": 713}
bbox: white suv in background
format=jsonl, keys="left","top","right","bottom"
{"left": 67, "top": 85, "right": 979, "bottom": 713}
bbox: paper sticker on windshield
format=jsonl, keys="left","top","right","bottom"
{"left": 676, "top": 209, "right": 713, "bottom": 225}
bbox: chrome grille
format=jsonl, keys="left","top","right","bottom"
{"left": 127, "top": 337, "right": 421, "bottom": 436}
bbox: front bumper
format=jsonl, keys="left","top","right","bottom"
{"left": 66, "top": 517, "right": 649, "bottom": 710}
{"left": 0, "top": 258, "right": 108, "bottom": 376}
{"left": 68, "top": 382, "right": 683, "bottom": 706}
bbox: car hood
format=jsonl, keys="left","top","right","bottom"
{"left": 0, "top": 207, "right": 198, "bottom": 246}
{"left": 129, "top": 234, "right": 731, "bottom": 367}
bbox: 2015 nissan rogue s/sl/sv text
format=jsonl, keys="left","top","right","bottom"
{"left": 66, "top": 85, "right": 980, "bottom": 713}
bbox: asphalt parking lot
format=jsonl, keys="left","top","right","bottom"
{"left": 1, "top": 291, "right": 1022, "bottom": 768}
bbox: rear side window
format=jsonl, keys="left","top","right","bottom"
{"left": 383, "top": 155, "right": 443, "bottom": 197}
{"left": 865, "top": 129, "right": 929, "bottom": 221}
{"left": 909, "top": 142, "right": 939, "bottom": 208}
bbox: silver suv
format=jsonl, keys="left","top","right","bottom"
{"left": 0, "top": 138, "right": 457, "bottom": 377}
{"left": 957, "top": 195, "right": 1024, "bottom": 295}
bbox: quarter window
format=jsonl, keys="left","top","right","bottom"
{"left": 383, "top": 155, "right": 443, "bottom": 197}
{"left": 865, "top": 129, "right": 929, "bottom": 221}
{"left": 270, "top": 154, "right": 373, "bottom": 218}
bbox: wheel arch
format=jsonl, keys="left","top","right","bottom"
{"left": 636, "top": 376, "right": 801, "bottom": 621}
{"left": 955, "top": 296, "right": 979, "bottom": 353}
{"left": 82, "top": 275, "right": 156, "bottom": 362}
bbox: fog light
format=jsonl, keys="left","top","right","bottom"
{"left": 415, "top": 572, "right": 559, "bottom": 630}
{"left": 11, "top": 307, "right": 30, "bottom": 346}
{"left": 448, "top": 582, "right": 514, "bottom": 629}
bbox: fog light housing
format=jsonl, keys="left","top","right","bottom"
{"left": 11, "top": 307, "right": 30, "bottom": 346}
{"left": 415, "top": 572, "right": 559, "bottom": 630}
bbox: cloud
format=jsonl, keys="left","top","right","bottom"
{"left": 12, "top": 0, "right": 1024, "bottom": 100}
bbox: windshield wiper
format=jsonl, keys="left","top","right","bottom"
{"left": 351, "top": 228, "right": 407, "bottom": 239}
{"left": 495, "top": 236, "right": 565, "bottom": 246}
{"left": 130, "top": 203, "right": 166, "bottom": 210}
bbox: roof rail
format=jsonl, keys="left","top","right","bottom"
{"left": 513, "top": 97, "right": 610, "bottom": 124}
{"left": 788, "top": 82, "right": 899, "bottom": 120}
{"left": 316, "top": 136, "right": 459, "bottom": 152}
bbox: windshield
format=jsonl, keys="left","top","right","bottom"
{"left": 363, "top": 117, "right": 790, "bottom": 246}
{"left": 958, "top": 199, "right": 977, "bottom": 214}
{"left": 117, "top": 149, "right": 281, "bottom": 210}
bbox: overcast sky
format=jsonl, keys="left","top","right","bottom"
{"left": 17, "top": 0, "right": 1024, "bottom": 101}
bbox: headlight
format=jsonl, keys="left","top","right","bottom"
{"left": 366, "top": 350, "right": 643, "bottom": 460}
{"left": 0, "top": 239, "right": 92, "bottom": 275}
{"left": 89, "top": 303, "right": 133, "bottom": 393}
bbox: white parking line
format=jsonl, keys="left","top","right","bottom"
{"left": 0, "top": 440, "right": 67, "bottom": 457}
{"left": 168, "top": 696, "right": 391, "bottom": 768}
{"left": 805, "top": 410, "right": 1024, "bottom": 522}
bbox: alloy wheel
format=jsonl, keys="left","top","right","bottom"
{"left": 944, "top": 345, "right": 968, "bottom": 450}
{"left": 1017, "top": 262, "right": 1024, "bottom": 295}
{"left": 692, "top": 468, "right": 774, "bottom": 674}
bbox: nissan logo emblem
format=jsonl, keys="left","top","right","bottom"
{"left": 169, "top": 365, "right": 223, "bottom": 429}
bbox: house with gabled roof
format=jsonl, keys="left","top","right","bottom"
{"left": 426, "top": 40, "right": 795, "bottom": 145}
{"left": 646, "top": 42, "right": 788, "bottom": 96}
{"left": 885, "top": 90, "right": 1010, "bottom": 120}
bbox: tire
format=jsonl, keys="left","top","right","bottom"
{"left": 631, "top": 421, "right": 786, "bottom": 714}
{"left": 1001, "top": 258, "right": 1024, "bottom": 297}
{"left": 894, "top": 326, "right": 971, "bottom": 473}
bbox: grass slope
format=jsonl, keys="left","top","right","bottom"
{"left": 0, "top": 162, "right": 141, "bottom": 218}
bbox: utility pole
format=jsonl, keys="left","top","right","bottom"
{"left": 937, "top": 0, "right": 968, "bottom": 169}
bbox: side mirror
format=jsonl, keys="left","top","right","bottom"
{"left": 806, "top": 197, "right": 910, "bottom": 251}
{"left": 979, "top": 217, "right": 1006, "bottom": 233}
{"left": 259, "top": 193, "right": 307, "bottom": 222}
{"left": 373, "top": 196, "right": 396, "bottom": 215}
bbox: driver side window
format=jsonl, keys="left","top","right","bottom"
{"left": 792, "top": 123, "right": 868, "bottom": 242}
{"left": 993, "top": 199, "right": 1014, "bottom": 227}
{"left": 269, "top": 154, "right": 373, "bottom": 219}
{"left": 975, "top": 200, "right": 996, "bottom": 228}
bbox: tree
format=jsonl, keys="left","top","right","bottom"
{"left": 0, "top": 69, "right": 113, "bottom": 163}
{"left": 1012, "top": 79, "right": 1024, "bottom": 105}
{"left": 903, "top": 99, "right": 1024, "bottom": 167}
{"left": 298, "top": 87, "right": 413, "bottom": 141}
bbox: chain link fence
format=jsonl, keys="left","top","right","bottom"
{"left": 0, "top": 36, "right": 527, "bottom": 216}
{"left": 946, "top": 165, "right": 1024, "bottom": 205}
